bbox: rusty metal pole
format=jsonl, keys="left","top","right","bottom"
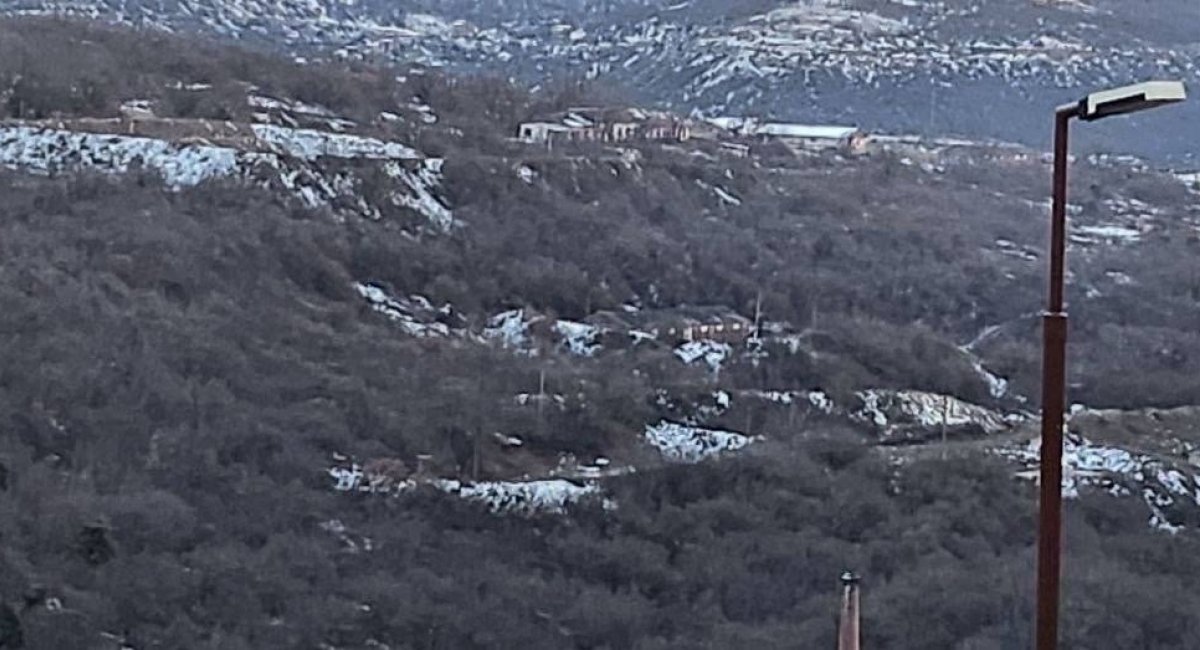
{"left": 838, "top": 571, "right": 861, "bottom": 650}
{"left": 1035, "top": 104, "right": 1078, "bottom": 650}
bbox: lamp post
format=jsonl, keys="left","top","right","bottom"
{"left": 1036, "top": 80, "right": 1186, "bottom": 650}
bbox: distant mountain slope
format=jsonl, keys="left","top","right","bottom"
{"left": 3, "top": 0, "right": 1199, "bottom": 160}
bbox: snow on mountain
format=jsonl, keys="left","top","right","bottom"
{"left": 674, "top": 339, "right": 731, "bottom": 373}
{"left": 0, "top": 125, "right": 240, "bottom": 187}
{"left": 971, "top": 360, "right": 1010, "bottom": 400}
{"left": 0, "top": 124, "right": 455, "bottom": 230}
{"left": 996, "top": 436, "right": 1200, "bottom": 533}
{"left": 387, "top": 160, "right": 457, "bottom": 232}
{"left": 756, "top": 389, "right": 836, "bottom": 414}
{"left": 327, "top": 464, "right": 605, "bottom": 516}
{"left": 250, "top": 124, "right": 422, "bottom": 160}
{"left": 435, "top": 478, "right": 606, "bottom": 516}
{"left": 554, "top": 320, "right": 602, "bottom": 356}
{"left": 483, "top": 309, "right": 538, "bottom": 350}
{"left": 354, "top": 282, "right": 454, "bottom": 337}
{"left": 853, "top": 389, "right": 1009, "bottom": 440}
{"left": 644, "top": 420, "right": 759, "bottom": 463}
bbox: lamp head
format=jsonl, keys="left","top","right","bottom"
{"left": 1079, "top": 80, "right": 1186, "bottom": 122}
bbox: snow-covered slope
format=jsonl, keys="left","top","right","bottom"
{"left": 644, "top": 420, "right": 760, "bottom": 463}
{"left": 0, "top": 125, "right": 455, "bottom": 231}
{"left": 854, "top": 389, "right": 1010, "bottom": 441}
{"left": 328, "top": 464, "right": 606, "bottom": 516}
{"left": 997, "top": 435, "right": 1200, "bottom": 533}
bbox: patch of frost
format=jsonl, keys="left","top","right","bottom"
{"left": 354, "top": 282, "right": 451, "bottom": 337}
{"left": 554, "top": 320, "right": 602, "bottom": 356}
{"left": 675, "top": 340, "right": 732, "bottom": 373}
{"left": 972, "top": 360, "right": 1009, "bottom": 399}
{"left": 996, "top": 436, "right": 1200, "bottom": 533}
{"left": 517, "top": 165, "right": 537, "bottom": 184}
{"left": 328, "top": 464, "right": 602, "bottom": 515}
{"left": 714, "top": 185, "right": 742, "bottom": 206}
{"left": 644, "top": 421, "right": 758, "bottom": 463}
{"left": 484, "top": 310, "right": 533, "bottom": 350}
{"left": 252, "top": 124, "right": 421, "bottom": 160}
{"left": 855, "top": 390, "right": 1006, "bottom": 433}
{"left": 807, "top": 390, "right": 835, "bottom": 414}
{"left": 0, "top": 126, "right": 238, "bottom": 187}
{"left": 434, "top": 479, "right": 603, "bottom": 515}
{"left": 385, "top": 160, "right": 456, "bottom": 232}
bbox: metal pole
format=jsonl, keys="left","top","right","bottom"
{"left": 1035, "top": 105, "right": 1076, "bottom": 650}
{"left": 838, "top": 572, "right": 861, "bottom": 650}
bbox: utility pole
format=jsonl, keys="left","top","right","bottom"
{"left": 536, "top": 368, "right": 547, "bottom": 439}
{"left": 838, "top": 571, "right": 861, "bottom": 650}
{"left": 941, "top": 394, "right": 951, "bottom": 460}
{"left": 471, "top": 431, "right": 480, "bottom": 481}
{"left": 753, "top": 290, "right": 763, "bottom": 339}
{"left": 928, "top": 82, "right": 937, "bottom": 134}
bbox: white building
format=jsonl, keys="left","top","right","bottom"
{"left": 753, "top": 124, "right": 868, "bottom": 153}
{"left": 518, "top": 121, "right": 572, "bottom": 143}
{"left": 518, "top": 107, "right": 690, "bottom": 145}
{"left": 705, "top": 117, "right": 869, "bottom": 153}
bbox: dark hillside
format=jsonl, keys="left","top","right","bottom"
{"left": 1, "top": 20, "right": 1200, "bottom": 649}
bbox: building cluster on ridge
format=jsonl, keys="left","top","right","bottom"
{"left": 517, "top": 106, "right": 870, "bottom": 154}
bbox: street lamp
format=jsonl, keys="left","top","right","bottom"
{"left": 1036, "top": 80, "right": 1186, "bottom": 650}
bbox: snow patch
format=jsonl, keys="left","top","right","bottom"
{"left": 484, "top": 310, "right": 536, "bottom": 350}
{"left": 0, "top": 126, "right": 452, "bottom": 230}
{"left": 855, "top": 390, "right": 1007, "bottom": 436}
{"left": 0, "top": 126, "right": 238, "bottom": 187}
{"left": 1105, "top": 270, "right": 1135, "bottom": 286}
{"left": 1074, "top": 224, "right": 1142, "bottom": 245}
{"left": 433, "top": 479, "right": 604, "bottom": 516}
{"left": 554, "top": 320, "right": 602, "bottom": 356}
{"left": 252, "top": 124, "right": 421, "bottom": 160}
{"left": 996, "top": 436, "right": 1200, "bottom": 532}
{"left": 354, "top": 282, "right": 451, "bottom": 337}
{"left": 808, "top": 390, "right": 835, "bottom": 414}
{"left": 249, "top": 94, "right": 335, "bottom": 118}
{"left": 644, "top": 421, "right": 758, "bottom": 463}
{"left": 675, "top": 340, "right": 732, "bottom": 374}
{"left": 714, "top": 185, "right": 742, "bottom": 206}
{"left": 328, "top": 464, "right": 603, "bottom": 515}
{"left": 384, "top": 160, "right": 456, "bottom": 232}
{"left": 751, "top": 390, "right": 795, "bottom": 405}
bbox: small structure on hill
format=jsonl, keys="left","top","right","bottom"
{"left": 755, "top": 123, "right": 869, "bottom": 153}
{"left": 518, "top": 107, "right": 691, "bottom": 145}
{"left": 518, "top": 121, "right": 572, "bottom": 144}
{"left": 704, "top": 117, "right": 869, "bottom": 154}
{"left": 621, "top": 306, "right": 755, "bottom": 345}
